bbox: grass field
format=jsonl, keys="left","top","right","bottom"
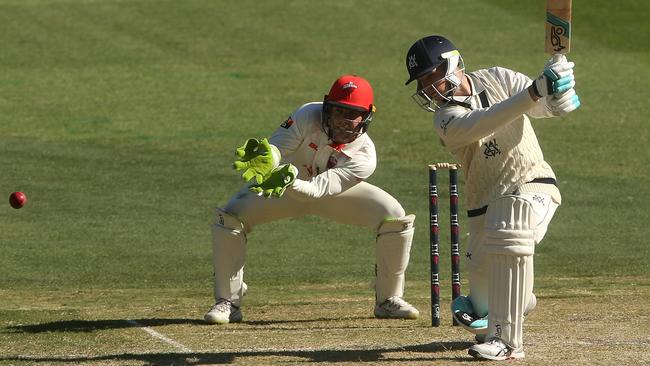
{"left": 1, "top": 0, "right": 649, "bottom": 365}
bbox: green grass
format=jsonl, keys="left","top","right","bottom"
{"left": 1, "top": 0, "right": 649, "bottom": 364}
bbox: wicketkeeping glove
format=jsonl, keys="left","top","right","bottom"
{"left": 233, "top": 137, "right": 279, "bottom": 184}
{"left": 249, "top": 164, "right": 298, "bottom": 198}
{"left": 531, "top": 55, "right": 576, "bottom": 98}
{"left": 547, "top": 88, "right": 581, "bottom": 116}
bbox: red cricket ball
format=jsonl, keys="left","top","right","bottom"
{"left": 9, "top": 191, "right": 27, "bottom": 209}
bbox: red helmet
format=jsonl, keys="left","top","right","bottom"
{"left": 322, "top": 75, "right": 376, "bottom": 143}
{"left": 324, "top": 75, "right": 374, "bottom": 112}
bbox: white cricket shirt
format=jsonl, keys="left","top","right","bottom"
{"left": 434, "top": 67, "right": 560, "bottom": 210}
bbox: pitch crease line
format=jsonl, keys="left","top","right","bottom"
{"left": 125, "top": 319, "right": 192, "bottom": 353}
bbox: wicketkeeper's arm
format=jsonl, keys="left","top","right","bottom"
{"left": 288, "top": 167, "right": 364, "bottom": 200}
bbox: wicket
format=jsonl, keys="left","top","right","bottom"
{"left": 428, "top": 163, "right": 462, "bottom": 327}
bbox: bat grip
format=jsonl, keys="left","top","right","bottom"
{"left": 552, "top": 54, "right": 566, "bottom": 63}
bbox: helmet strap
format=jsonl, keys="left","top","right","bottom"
{"left": 322, "top": 99, "right": 335, "bottom": 140}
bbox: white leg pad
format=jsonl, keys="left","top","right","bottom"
{"left": 212, "top": 208, "right": 247, "bottom": 306}
{"left": 484, "top": 196, "right": 537, "bottom": 350}
{"left": 488, "top": 254, "right": 533, "bottom": 350}
{"left": 375, "top": 214, "right": 415, "bottom": 302}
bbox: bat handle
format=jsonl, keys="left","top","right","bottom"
{"left": 552, "top": 54, "right": 566, "bottom": 63}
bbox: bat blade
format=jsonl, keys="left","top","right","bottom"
{"left": 545, "top": 0, "right": 572, "bottom": 54}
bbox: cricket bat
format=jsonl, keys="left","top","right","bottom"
{"left": 545, "top": 0, "right": 572, "bottom": 56}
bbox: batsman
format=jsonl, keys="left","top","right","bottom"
{"left": 404, "top": 35, "right": 580, "bottom": 360}
{"left": 205, "top": 75, "right": 419, "bottom": 324}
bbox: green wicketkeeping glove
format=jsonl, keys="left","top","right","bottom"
{"left": 233, "top": 138, "right": 279, "bottom": 184}
{"left": 249, "top": 164, "right": 298, "bottom": 198}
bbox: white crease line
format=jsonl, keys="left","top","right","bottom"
{"left": 125, "top": 319, "right": 193, "bottom": 353}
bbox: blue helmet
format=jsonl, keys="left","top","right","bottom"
{"left": 405, "top": 35, "right": 460, "bottom": 85}
{"left": 405, "top": 35, "right": 465, "bottom": 111}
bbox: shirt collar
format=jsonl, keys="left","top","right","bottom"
{"left": 328, "top": 133, "right": 366, "bottom": 157}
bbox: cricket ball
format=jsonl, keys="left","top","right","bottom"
{"left": 9, "top": 191, "right": 27, "bottom": 209}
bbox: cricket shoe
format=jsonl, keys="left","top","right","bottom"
{"left": 374, "top": 296, "right": 419, "bottom": 319}
{"left": 452, "top": 294, "right": 537, "bottom": 335}
{"left": 451, "top": 296, "right": 487, "bottom": 334}
{"left": 204, "top": 299, "right": 242, "bottom": 325}
{"left": 468, "top": 338, "right": 525, "bottom": 361}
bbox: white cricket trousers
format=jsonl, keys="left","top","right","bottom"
{"left": 212, "top": 181, "right": 409, "bottom": 306}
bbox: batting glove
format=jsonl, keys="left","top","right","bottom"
{"left": 532, "top": 56, "right": 575, "bottom": 98}
{"left": 249, "top": 164, "right": 298, "bottom": 198}
{"left": 547, "top": 88, "right": 581, "bottom": 116}
{"left": 233, "top": 138, "right": 280, "bottom": 184}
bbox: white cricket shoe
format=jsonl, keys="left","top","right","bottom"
{"left": 204, "top": 299, "right": 242, "bottom": 324}
{"left": 468, "top": 338, "right": 525, "bottom": 361}
{"left": 374, "top": 296, "right": 419, "bottom": 319}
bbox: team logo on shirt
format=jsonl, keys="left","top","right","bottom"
{"left": 483, "top": 138, "right": 501, "bottom": 159}
{"left": 440, "top": 116, "right": 455, "bottom": 134}
{"left": 280, "top": 117, "right": 294, "bottom": 129}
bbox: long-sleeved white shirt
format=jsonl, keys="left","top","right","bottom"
{"left": 434, "top": 67, "right": 559, "bottom": 209}
{"left": 269, "top": 102, "right": 376, "bottom": 200}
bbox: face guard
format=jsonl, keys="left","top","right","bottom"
{"left": 322, "top": 75, "right": 375, "bottom": 144}
{"left": 323, "top": 103, "right": 375, "bottom": 144}
{"left": 411, "top": 51, "right": 464, "bottom": 112}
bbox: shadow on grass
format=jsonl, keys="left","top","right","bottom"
{"left": 0, "top": 342, "right": 474, "bottom": 364}
{"left": 244, "top": 316, "right": 376, "bottom": 326}
{"left": 7, "top": 317, "right": 421, "bottom": 334}
{"left": 6, "top": 318, "right": 205, "bottom": 333}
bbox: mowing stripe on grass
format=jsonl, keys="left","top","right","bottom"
{"left": 125, "top": 319, "right": 192, "bottom": 352}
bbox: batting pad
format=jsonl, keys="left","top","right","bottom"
{"left": 488, "top": 254, "right": 532, "bottom": 350}
{"left": 483, "top": 196, "right": 537, "bottom": 349}
{"left": 375, "top": 214, "right": 415, "bottom": 302}
{"left": 484, "top": 196, "right": 537, "bottom": 256}
{"left": 212, "top": 208, "right": 247, "bottom": 306}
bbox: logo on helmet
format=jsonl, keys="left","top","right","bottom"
{"left": 408, "top": 54, "right": 418, "bottom": 69}
{"left": 341, "top": 82, "right": 358, "bottom": 95}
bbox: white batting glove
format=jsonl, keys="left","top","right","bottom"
{"left": 531, "top": 56, "right": 575, "bottom": 98}
{"left": 547, "top": 88, "right": 581, "bottom": 116}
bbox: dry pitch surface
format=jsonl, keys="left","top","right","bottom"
{"left": 1, "top": 278, "right": 649, "bottom": 365}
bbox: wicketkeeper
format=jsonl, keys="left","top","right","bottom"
{"left": 205, "top": 75, "right": 419, "bottom": 324}
{"left": 404, "top": 35, "right": 580, "bottom": 360}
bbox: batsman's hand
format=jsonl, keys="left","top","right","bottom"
{"left": 249, "top": 164, "right": 298, "bottom": 198}
{"left": 548, "top": 88, "right": 581, "bottom": 116}
{"left": 531, "top": 55, "right": 575, "bottom": 98}
{"left": 233, "top": 138, "right": 280, "bottom": 184}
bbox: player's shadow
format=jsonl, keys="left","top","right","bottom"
{"left": 5, "top": 317, "right": 391, "bottom": 334}
{"left": 0, "top": 341, "right": 474, "bottom": 364}
{"left": 242, "top": 317, "right": 420, "bottom": 331}
{"left": 6, "top": 318, "right": 205, "bottom": 333}
{"left": 7, "top": 316, "right": 427, "bottom": 335}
